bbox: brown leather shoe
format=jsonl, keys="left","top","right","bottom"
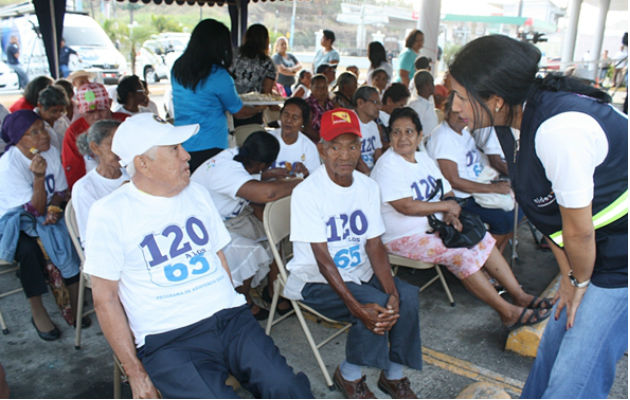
{"left": 377, "top": 371, "right": 417, "bottom": 399}
{"left": 334, "top": 366, "right": 375, "bottom": 399}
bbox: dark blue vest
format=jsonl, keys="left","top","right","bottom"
{"left": 497, "top": 90, "right": 627, "bottom": 288}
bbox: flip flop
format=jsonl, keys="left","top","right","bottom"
{"left": 527, "top": 296, "right": 555, "bottom": 310}
{"left": 507, "top": 307, "right": 551, "bottom": 331}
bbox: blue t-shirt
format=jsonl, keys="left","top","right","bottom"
{"left": 6, "top": 43, "right": 19, "bottom": 65}
{"left": 171, "top": 65, "right": 243, "bottom": 151}
{"left": 312, "top": 48, "right": 340, "bottom": 72}
{"left": 396, "top": 48, "right": 418, "bottom": 82}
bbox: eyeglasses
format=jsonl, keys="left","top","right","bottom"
{"left": 366, "top": 99, "right": 382, "bottom": 106}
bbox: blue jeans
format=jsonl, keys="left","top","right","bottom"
{"left": 9, "top": 63, "right": 28, "bottom": 89}
{"left": 60, "top": 64, "right": 70, "bottom": 78}
{"left": 301, "top": 275, "right": 422, "bottom": 371}
{"left": 521, "top": 283, "right": 628, "bottom": 399}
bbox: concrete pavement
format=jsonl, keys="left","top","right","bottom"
{"left": 0, "top": 222, "right": 626, "bottom": 398}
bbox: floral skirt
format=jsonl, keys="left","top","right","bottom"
{"left": 385, "top": 231, "right": 496, "bottom": 280}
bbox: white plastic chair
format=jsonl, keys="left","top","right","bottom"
{"left": 388, "top": 254, "right": 456, "bottom": 307}
{"left": 263, "top": 196, "right": 351, "bottom": 389}
{"left": 64, "top": 199, "right": 94, "bottom": 349}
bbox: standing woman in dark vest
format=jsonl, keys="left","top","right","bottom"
{"left": 449, "top": 35, "right": 627, "bottom": 399}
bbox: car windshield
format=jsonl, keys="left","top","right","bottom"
{"left": 64, "top": 26, "right": 113, "bottom": 47}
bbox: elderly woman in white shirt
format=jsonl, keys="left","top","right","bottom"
{"left": 72, "top": 120, "right": 127, "bottom": 247}
{"left": 269, "top": 97, "right": 320, "bottom": 177}
{"left": 427, "top": 97, "right": 519, "bottom": 252}
{"left": 371, "top": 107, "right": 553, "bottom": 330}
{"left": 0, "top": 110, "right": 85, "bottom": 341}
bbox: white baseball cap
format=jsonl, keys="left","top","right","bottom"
{"left": 112, "top": 113, "right": 199, "bottom": 167}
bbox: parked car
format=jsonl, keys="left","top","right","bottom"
{"left": 0, "top": 60, "right": 18, "bottom": 90}
{"left": 136, "top": 32, "right": 189, "bottom": 83}
{"left": 0, "top": 9, "right": 128, "bottom": 84}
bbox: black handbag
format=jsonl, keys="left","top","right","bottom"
{"left": 425, "top": 179, "right": 487, "bottom": 249}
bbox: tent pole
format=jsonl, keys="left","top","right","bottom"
{"left": 237, "top": 1, "right": 242, "bottom": 46}
{"left": 49, "top": 0, "right": 60, "bottom": 78}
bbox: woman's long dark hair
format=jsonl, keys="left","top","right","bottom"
{"left": 368, "top": 41, "right": 387, "bottom": 70}
{"left": 449, "top": 34, "right": 611, "bottom": 129}
{"left": 171, "top": 19, "right": 233, "bottom": 92}
{"left": 238, "top": 24, "right": 269, "bottom": 60}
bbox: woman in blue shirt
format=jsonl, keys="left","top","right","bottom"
{"left": 171, "top": 19, "right": 261, "bottom": 172}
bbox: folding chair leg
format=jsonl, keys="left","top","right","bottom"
{"left": 75, "top": 272, "right": 86, "bottom": 349}
{"left": 0, "top": 309, "right": 8, "bottom": 334}
{"left": 292, "top": 301, "right": 334, "bottom": 389}
{"left": 265, "top": 279, "right": 280, "bottom": 335}
{"left": 511, "top": 202, "right": 519, "bottom": 269}
{"left": 113, "top": 357, "right": 122, "bottom": 399}
{"left": 435, "top": 266, "right": 455, "bottom": 307}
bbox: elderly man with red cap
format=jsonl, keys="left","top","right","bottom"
{"left": 61, "top": 82, "right": 128, "bottom": 190}
{"left": 284, "top": 108, "right": 422, "bottom": 399}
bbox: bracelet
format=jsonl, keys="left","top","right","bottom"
{"left": 47, "top": 205, "right": 63, "bottom": 214}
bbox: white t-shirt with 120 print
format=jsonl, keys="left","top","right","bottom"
{"left": 426, "top": 121, "right": 484, "bottom": 198}
{"left": 358, "top": 118, "right": 382, "bottom": 170}
{"left": 269, "top": 128, "right": 321, "bottom": 174}
{"left": 371, "top": 147, "right": 453, "bottom": 244}
{"left": 284, "top": 165, "right": 385, "bottom": 300}
{"left": 83, "top": 181, "right": 245, "bottom": 348}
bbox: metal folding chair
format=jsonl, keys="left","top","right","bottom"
{"left": 64, "top": 199, "right": 94, "bottom": 349}
{"left": 262, "top": 196, "right": 351, "bottom": 389}
{"left": 388, "top": 254, "right": 456, "bottom": 306}
{"left": 0, "top": 261, "right": 22, "bottom": 334}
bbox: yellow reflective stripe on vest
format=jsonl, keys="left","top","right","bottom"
{"left": 549, "top": 190, "right": 628, "bottom": 247}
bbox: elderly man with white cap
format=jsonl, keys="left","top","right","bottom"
{"left": 83, "top": 113, "right": 312, "bottom": 399}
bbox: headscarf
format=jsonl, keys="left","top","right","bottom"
{"left": 1, "top": 110, "right": 41, "bottom": 150}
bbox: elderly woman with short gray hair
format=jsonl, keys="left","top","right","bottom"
{"left": 72, "top": 120, "right": 127, "bottom": 246}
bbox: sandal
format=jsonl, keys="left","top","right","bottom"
{"left": 507, "top": 307, "right": 551, "bottom": 331}
{"left": 262, "top": 286, "right": 292, "bottom": 315}
{"left": 527, "top": 296, "right": 555, "bottom": 310}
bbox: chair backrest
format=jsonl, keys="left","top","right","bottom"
{"left": 234, "top": 123, "right": 264, "bottom": 147}
{"left": 64, "top": 199, "right": 85, "bottom": 264}
{"left": 262, "top": 196, "right": 292, "bottom": 283}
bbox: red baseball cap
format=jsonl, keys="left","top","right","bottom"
{"left": 320, "top": 108, "right": 362, "bottom": 141}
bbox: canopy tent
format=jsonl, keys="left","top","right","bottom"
{"left": 31, "top": 0, "right": 293, "bottom": 79}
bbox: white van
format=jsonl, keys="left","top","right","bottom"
{"left": 0, "top": 11, "right": 128, "bottom": 83}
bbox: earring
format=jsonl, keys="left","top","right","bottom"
{"left": 495, "top": 106, "right": 500, "bottom": 112}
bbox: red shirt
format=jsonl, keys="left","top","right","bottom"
{"left": 61, "top": 112, "right": 128, "bottom": 190}
{"left": 9, "top": 97, "right": 34, "bottom": 112}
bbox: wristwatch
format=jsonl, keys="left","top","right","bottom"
{"left": 568, "top": 270, "right": 590, "bottom": 288}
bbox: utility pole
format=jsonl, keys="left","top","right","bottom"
{"left": 289, "top": 0, "right": 297, "bottom": 48}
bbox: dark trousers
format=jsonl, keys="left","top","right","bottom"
{"left": 14, "top": 232, "right": 79, "bottom": 298}
{"left": 301, "top": 275, "right": 422, "bottom": 371}
{"left": 137, "top": 304, "right": 313, "bottom": 399}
